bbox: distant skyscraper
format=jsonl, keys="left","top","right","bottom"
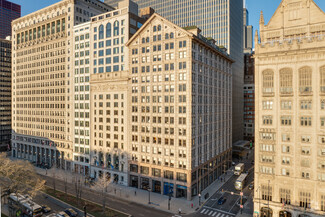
{"left": 0, "top": 38, "right": 11, "bottom": 152}
{"left": 243, "top": 7, "right": 253, "bottom": 54}
{"left": 105, "top": 0, "right": 244, "bottom": 143}
{"left": 0, "top": 0, "right": 21, "bottom": 39}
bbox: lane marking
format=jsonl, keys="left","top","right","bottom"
{"left": 204, "top": 209, "right": 210, "bottom": 214}
{"left": 215, "top": 213, "right": 221, "bottom": 217}
{"left": 220, "top": 214, "right": 224, "bottom": 217}
{"left": 201, "top": 209, "right": 206, "bottom": 213}
{"left": 208, "top": 211, "right": 214, "bottom": 215}
{"left": 212, "top": 212, "right": 217, "bottom": 216}
{"left": 202, "top": 206, "right": 235, "bottom": 216}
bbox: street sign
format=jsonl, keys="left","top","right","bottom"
{"left": 240, "top": 192, "right": 243, "bottom": 196}
{"left": 240, "top": 205, "right": 243, "bottom": 208}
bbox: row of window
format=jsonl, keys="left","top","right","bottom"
{"left": 262, "top": 66, "right": 325, "bottom": 94}
{"left": 262, "top": 100, "right": 325, "bottom": 110}
{"left": 17, "top": 18, "right": 66, "bottom": 44}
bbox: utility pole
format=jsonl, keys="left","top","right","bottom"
{"left": 0, "top": 187, "right": 2, "bottom": 217}
{"left": 267, "top": 180, "right": 270, "bottom": 217}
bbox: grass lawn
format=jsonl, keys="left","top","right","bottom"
{"left": 44, "top": 187, "right": 128, "bottom": 217}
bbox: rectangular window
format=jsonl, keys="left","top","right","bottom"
{"left": 281, "top": 116, "right": 292, "bottom": 126}
{"left": 300, "top": 117, "right": 312, "bottom": 126}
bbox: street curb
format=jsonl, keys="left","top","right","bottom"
{"left": 199, "top": 172, "right": 234, "bottom": 209}
{"left": 42, "top": 192, "right": 95, "bottom": 217}
{"left": 44, "top": 187, "right": 132, "bottom": 217}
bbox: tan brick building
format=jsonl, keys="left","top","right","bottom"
{"left": 127, "top": 13, "right": 233, "bottom": 200}
{"left": 11, "top": 0, "right": 112, "bottom": 169}
{"left": 254, "top": 0, "right": 325, "bottom": 216}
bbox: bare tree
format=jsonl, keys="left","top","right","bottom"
{"left": 0, "top": 153, "right": 45, "bottom": 197}
{"left": 72, "top": 173, "right": 83, "bottom": 206}
{"left": 92, "top": 176, "right": 110, "bottom": 213}
{"left": 49, "top": 167, "right": 70, "bottom": 198}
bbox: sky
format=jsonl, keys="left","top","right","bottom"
{"left": 8, "top": 0, "right": 325, "bottom": 36}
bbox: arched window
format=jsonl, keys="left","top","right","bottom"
{"left": 98, "top": 24, "right": 104, "bottom": 39}
{"left": 320, "top": 66, "right": 325, "bottom": 93}
{"left": 262, "top": 69, "right": 274, "bottom": 94}
{"left": 106, "top": 23, "right": 111, "bottom": 38}
{"left": 153, "top": 25, "right": 157, "bottom": 32}
{"left": 279, "top": 68, "right": 293, "bottom": 94}
{"left": 279, "top": 211, "right": 292, "bottom": 217}
{"left": 158, "top": 25, "right": 161, "bottom": 31}
{"left": 165, "top": 33, "right": 169, "bottom": 39}
{"left": 299, "top": 66, "right": 312, "bottom": 93}
{"left": 114, "top": 20, "right": 119, "bottom": 36}
{"left": 170, "top": 32, "right": 174, "bottom": 38}
{"left": 260, "top": 207, "right": 273, "bottom": 217}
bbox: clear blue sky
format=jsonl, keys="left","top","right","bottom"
{"left": 9, "top": 0, "right": 325, "bottom": 35}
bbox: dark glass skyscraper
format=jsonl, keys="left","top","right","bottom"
{"left": 0, "top": 38, "right": 11, "bottom": 151}
{"left": 0, "top": 0, "right": 21, "bottom": 39}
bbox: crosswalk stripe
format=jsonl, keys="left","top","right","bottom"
{"left": 220, "top": 214, "right": 224, "bottom": 217}
{"left": 212, "top": 212, "right": 217, "bottom": 216}
{"left": 201, "top": 209, "right": 206, "bottom": 214}
{"left": 216, "top": 213, "right": 221, "bottom": 217}
{"left": 204, "top": 209, "right": 210, "bottom": 214}
{"left": 208, "top": 211, "right": 214, "bottom": 215}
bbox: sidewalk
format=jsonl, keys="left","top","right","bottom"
{"left": 35, "top": 167, "right": 233, "bottom": 215}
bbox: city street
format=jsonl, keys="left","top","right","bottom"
{"left": 41, "top": 175, "right": 170, "bottom": 217}
{"left": 186, "top": 149, "right": 254, "bottom": 217}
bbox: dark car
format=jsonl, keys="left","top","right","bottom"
{"left": 249, "top": 182, "right": 254, "bottom": 190}
{"left": 42, "top": 205, "right": 52, "bottom": 213}
{"left": 64, "top": 208, "right": 78, "bottom": 217}
{"left": 217, "top": 196, "right": 227, "bottom": 205}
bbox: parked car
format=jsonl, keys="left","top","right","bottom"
{"left": 249, "top": 182, "right": 254, "bottom": 190}
{"left": 217, "top": 196, "right": 227, "bottom": 205}
{"left": 57, "top": 212, "right": 70, "bottom": 217}
{"left": 42, "top": 205, "right": 52, "bottom": 213}
{"left": 236, "top": 197, "right": 247, "bottom": 206}
{"left": 64, "top": 208, "right": 78, "bottom": 217}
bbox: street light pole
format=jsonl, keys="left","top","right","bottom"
{"left": 148, "top": 188, "right": 151, "bottom": 204}
{"left": 267, "top": 180, "right": 270, "bottom": 217}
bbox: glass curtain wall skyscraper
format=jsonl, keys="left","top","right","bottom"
{"left": 104, "top": 0, "right": 244, "bottom": 143}
{"left": 0, "top": 0, "right": 21, "bottom": 39}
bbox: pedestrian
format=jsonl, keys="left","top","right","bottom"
{"left": 178, "top": 208, "right": 181, "bottom": 214}
{"left": 134, "top": 190, "right": 137, "bottom": 196}
{"left": 221, "top": 177, "right": 223, "bottom": 182}
{"left": 114, "top": 188, "right": 116, "bottom": 194}
{"left": 191, "top": 203, "right": 193, "bottom": 208}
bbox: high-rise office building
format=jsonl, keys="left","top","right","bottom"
{"left": 0, "top": 38, "right": 11, "bottom": 151}
{"left": 243, "top": 52, "right": 254, "bottom": 142}
{"left": 243, "top": 7, "right": 253, "bottom": 54}
{"left": 127, "top": 13, "right": 233, "bottom": 199}
{"left": 0, "top": 0, "right": 21, "bottom": 39}
{"left": 105, "top": 0, "right": 244, "bottom": 143}
{"left": 254, "top": 0, "right": 325, "bottom": 216}
{"left": 72, "top": 0, "right": 144, "bottom": 184}
{"left": 11, "top": 0, "right": 113, "bottom": 169}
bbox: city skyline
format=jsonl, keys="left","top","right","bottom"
{"left": 7, "top": 0, "right": 325, "bottom": 45}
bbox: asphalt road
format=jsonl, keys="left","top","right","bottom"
{"left": 187, "top": 149, "right": 255, "bottom": 217}
{"left": 41, "top": 175, "right": 170, "bottom": 217}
